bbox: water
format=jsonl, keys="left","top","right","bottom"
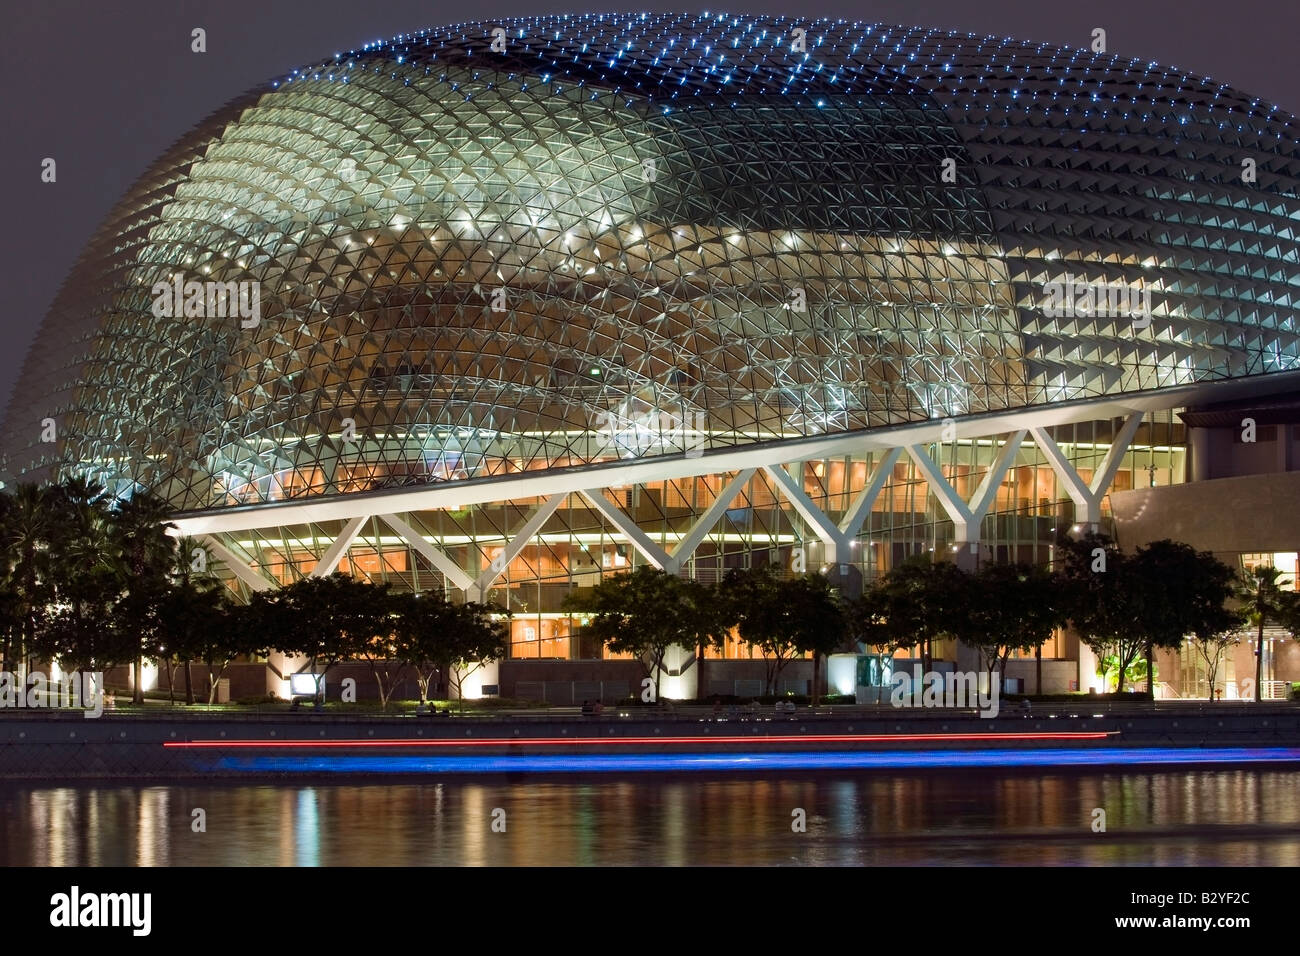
{"left": 3, "top": 769, "right": 1299, "bottom": 866}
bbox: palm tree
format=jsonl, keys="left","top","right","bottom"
{"left": 0, "top": 491, "right": 19, "bottom": 670}
{"left": 46, "top": 476, "right": 113, "bottom": 592}
{"left": 1238, "top": 565, "right": 1291, "bottom": 702}
{"left": 108, "top": 491, "right": 177, "bottom": 703}
{"left": 1, "top": 484, "right": 60, "bottom": 677}
{"left": 169, "top": 534, "right": 216, "bottom": 705}
{"left": 36, "top": 478, "right": 120, "bottom": 684}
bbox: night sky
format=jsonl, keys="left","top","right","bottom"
{"left": 3, "top": 0, "right": 1298, "bottom": 412}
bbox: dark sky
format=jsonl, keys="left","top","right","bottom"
{"left": 3, "top": 0, "right": 1298, "bottom": 412}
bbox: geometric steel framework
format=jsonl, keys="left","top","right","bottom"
{"left": 166, "top": 411, "right": 1151, "bottom": 598}
{"left": 4, "top": 15, "right": 1300, "bottom": 665}
{"left": 6, "top": 14, "right": 1300, "bottom": 511}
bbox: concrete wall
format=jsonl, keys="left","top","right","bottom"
{"left": 1192, "top": 425, "right": 1298, "bottom": 480}
{"left": 103, "top": 655, "right": 1072, "bottom": 704}
{"left": 104, "top": 663, "right": 271, "bottom": 702}
{"left": 498, "top": 659, "right": 816, "bottom": 702}
{"left": 1110, "top": 471, "right": 1300, "bottom": 552}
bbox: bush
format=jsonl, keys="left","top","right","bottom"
{"left": 452, "top": 696, "right": 547, "bottom": 710}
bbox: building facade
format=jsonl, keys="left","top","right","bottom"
{"left": 1112, "top": 394, "right": 1300, "bottom": 699}
{"left": 6, "top": 14, "right": 1300, "bottom": 699}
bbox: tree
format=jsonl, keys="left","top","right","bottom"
{"left": 165, "top": 580, "right": 256, "bottom": 705}
{"left": 1128, "top": 540, "right": 1239, "bottom": 700}
{"left": 0, "top": 587, "right": 22, "bottom": 677}
{"left": 1237, "top": 564, "right": 1292, "bottom": 702}
{"left": 392, "top": 592, "right": 507, "bottom": 705}
{"left": 782, "top": 573, "right": 848, "bottom": 703}
{"left": 1096, "top": 654, "right": 1154, "bottom": 693}
{"left": 1187, "top": 623, "right": 1244, "bottom": 701}
{"left": 111, "top": 578, "right": 173, "bottom": 700}
{"left": 1124, "top": 541, "right": 1242, "bottom": 700}
{"left": 167, "top": 535, "right": 220, "bottom": 704}
{"left": 847, "top": 577, "right": 892, "bottom": 659}
{"left": 720, "top": 567, "right": 845, "bottom": 697}
{"left": 107, "top": 491, "right": 176, "bottom": 703}
{"left": 680, "top": 578, "right": 731, "bottom": 700}
{"left": 848, "top": 558, "right": 966, "bottom": 674}
{"left": 1057, "top": 532, "right": 1147, "bottom": 693}
{"left": 349, "top": 587, "right": 407, "bottom": 710}
{"left": 2, "top": 484, "right": 64, "bottom": 674}
{"left": 1281, "top": 590, "right": 1300, "bottom": 641}
{"left": 721, "top": 565, "right": 790, "bottom": 696}
{"left": 960, "top": 563, "right": 1066, "bottom": 693}
{"left": 566, "top": 566, "right": 698, "bottom": 701}
{"left": 34, "top": 565, "right": 135, "bottom": 675}
{"left": 27, "top": 480, "right": 129, "bottom": 684}
{"left": 258, "top": 574, "right": 388, "bottom": 703}
{"left": 443, "top": 602, "right": 509, "bottom": 702}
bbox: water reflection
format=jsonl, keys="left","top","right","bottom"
{"left": 3, "top": 769, "right": 1299, "bottom": 866}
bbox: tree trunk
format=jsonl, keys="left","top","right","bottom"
{"left": 21, "top": 613, "right": 35, "bottom": 681}
{"left": 1035, "top": 643, "right": 1042, "bottom": 696}
{"left": 811, "top": 653, "right": 820, "bottom": 706}
{"left": 1118, "top": 656, "right": 1126, "bottom": 694}
{"left": 1146, "top": 639, "right": 1155, "bottom": 700}
{"left": 183, "top": 659, "right": 194, "bottom": 706}
{"left": 1255, "top": 617, "right": 1265, "bottom": 702}
{"left": 133, "top": 656, "right": 144, "bottom": 705}
{"left": 696, "top": 640, "right": 706, "bottom": 703}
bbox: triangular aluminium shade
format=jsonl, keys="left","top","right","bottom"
{"left": 3, "top": 13, "right": 1300, "bottom": 510}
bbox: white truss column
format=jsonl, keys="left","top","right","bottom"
{"left": 1088, "top": 412, "right": 1146, "bottom": 498}
{"left": 907, "top": 445, "right": 978, "bottom": 543}
{"left": 967, "top": 430, "right": 1028, "bottom": 528}
{"left": 194, "top": 533, "right": 291, "bottom": 698}
{"left": 579, "top": 490, "right": 672, "bottom": 569}
{"left": 906, "top": 429, "right": 1027, "bottom": 549}
{"left": 197, "top": 534, "right": 276, "bottom": 592}
{"left": 379, "top": 513, "right": 476, "bottom": 592}
{"left": 1030, "top": 412, "right": 1143, "bottom": 530}
{"left": 310, "top": 515, "right": 366, "bottom": 577}
{"left": 468, "top": 493, "right": 566, "bottom": 602}
{"left": 762, "top": 464, "right": 850, "bottom": 563}
{"left": 838, "top": 448, "right": 902, "bottom": 540}
{"left": 664, "top": 468, "right": 756, "bottom": 574}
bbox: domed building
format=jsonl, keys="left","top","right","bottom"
{"left": 7, "top": 13, "right": 1300, "bottom": 699}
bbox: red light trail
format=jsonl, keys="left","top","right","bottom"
{"left": 164, "top": 731, "right": 1116, "bottom": 749}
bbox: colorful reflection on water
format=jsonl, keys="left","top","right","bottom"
{"left": 3, "top": 768, "right": 1299, "bottom": 866}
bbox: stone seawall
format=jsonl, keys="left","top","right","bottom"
{"left": 2, "top": 707, "right": 1298, "bottom": 778}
